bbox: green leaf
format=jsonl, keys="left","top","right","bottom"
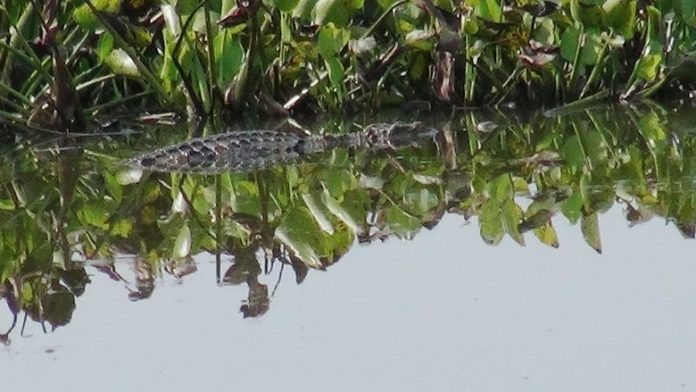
{"left": 317, "top": 24, "right": 350, "bottom": 57}
{"left": 386, "top": 206, "right": 421, "bottom": 236}
{"left": 561, "top": 192, "right": 583, "bottom": 224}
{"left": 579, "top": 5, "right": 605, "bottom": 26}
{"left": 293, "top": 0, "right": 318, "bottom": 20}
{"left": 98, "top": 32, "right": 114, "bottom": 61}
{"left": 214, "top": 33, "right": 243, "bottom": 87}
{"left": 104, "top": 49, "right": 141, "bottom": 77}
{"left": 502, "top": 199, "right": 525, "bottom": 245}
{"left": 110, "top": 218, "right": 133, "bottom": 238}
{"left": 638, "top": 113, "right": 668, "bottom": 150}
{"left": 676, "top": 0, "right": 696, "bottom": 22}
{"left": 0, "top": 199, "right": 15, "bottom": 211}
{"left": 489, "top": 174, "right": 512, "bottom": 203}
{"left": 323, "top": 191, "right": 366, "bottom": 235}
{"left": 561, "top": 134, "right": 586, "bottom": 171}
{"left": 324, "top": 56, "right": 346, "bottom": 98}
{"left": 636, "top": 54, "right": 662, "bottom": 81}
{"left": 560, "top": 27, "right": 602, "bottom": 65}
{"left": 405, "top": 29, "right": 436, "bottom": 51}
{"left": 533, "top": 223, "right": 559, "bottom": 248}
{"left": 520, "top": 207, "right": 553, "bottom": 232}
{"left": 276, "top": 206, "right": 324, "bottom": 268}
{"left": 173, "top": 224, "right": 192, "bottom": 259}
{"left": 479, "top": 199, "right": 504, "bottom": 245}
{"left": 403, "top": 188, "right": 439, "bottom": 215}
{"left": 103, "top": 172, "right": 123, "bottom": 202}
{"left": 581, "top": 212, "right": 602, "bottom": 253}
{"left": 230, "top": 180, "right": 261, "bottom": 216}
{"left": 79, "top": 201, "right": 110, "bottom": 229}
{"left": 302, "top": 193, "right": 334, "bottom": 234}
{"left": 604, "top": 0, "right": 636, "bottom": 38}
{"left": 41, "top": 290, "right": 75, "bottom": 327}
{"left": 73, "top": 0, "right": 120, "bottom": 31}
{"left": 268, "top": 0, "right": 301, "bottom": 12}
{"left": 470, "top": 0, "right": 501, "bottom": 22}
{"left": 314, "top": 0, "right": 361, "bottom": 26}
{"left": 21, "top": 281, "right": 33, "bottom": 303}
{"left": 322, "top": 169, "right": 355, "bottom": 198}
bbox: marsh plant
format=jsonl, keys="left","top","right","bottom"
{"left": 1, "top": 0, "right": 696, "bottom": 132}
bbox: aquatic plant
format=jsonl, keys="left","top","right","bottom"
{"left": 1, "top": 0, "right": 696, "bottom": 131}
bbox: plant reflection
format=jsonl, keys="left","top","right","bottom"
{"left": 2, "top": 103, "right": 696, "bottom": 342}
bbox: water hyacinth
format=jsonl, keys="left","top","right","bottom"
{"left": 0, "top": 0, "right": 695, "bottom": 129}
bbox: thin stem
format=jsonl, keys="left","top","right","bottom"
{"left": 360, "top": 0, "right": 408, "bottom": 39}
{"left": 85, "top": 1, "right": 176, "bottom": 110}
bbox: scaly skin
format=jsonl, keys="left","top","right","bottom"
{"left": 126, "top": 122, "right": 437, "bottom": 174}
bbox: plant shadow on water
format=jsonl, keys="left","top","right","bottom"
{"left": 2, "top": 102, "right": 696, "bottom": 344}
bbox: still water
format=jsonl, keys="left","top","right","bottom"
{"left": 2, "top": 104, "right": 696, "bottom": 391}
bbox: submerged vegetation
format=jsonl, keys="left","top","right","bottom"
{"left": 1, "top": 0, "right": 696, "bottom": 131}
{"left": 1, "top": 105, "right": 696, "bottom": 340}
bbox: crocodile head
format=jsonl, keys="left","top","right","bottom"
{"left": 362, "top": 122, "right": 439, "bottom": 149}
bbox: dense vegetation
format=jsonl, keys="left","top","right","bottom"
{"left": 1, "top": 104, "right": 696, "bottom": 338}
{"left": 1, "top": 0, "right": 696, "bottom": 132}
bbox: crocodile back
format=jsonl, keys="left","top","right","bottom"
{"left": 128, "top": 130, "right": 309, "bottom": 173}
{"left": 125, "top": 123, "right": 437, "bottom": 174}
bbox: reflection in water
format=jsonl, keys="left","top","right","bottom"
{"left": 2, "top": 103, "right": 696, "bottom": 343}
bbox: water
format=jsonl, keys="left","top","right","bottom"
{"left": 2, "top": 103, "right": 696, "bottom": 391}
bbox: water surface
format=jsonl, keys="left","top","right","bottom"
{"left": 2, "top": 104, "right": 696, "bottom": 391}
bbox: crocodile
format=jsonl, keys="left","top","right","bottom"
{"left": 126, "top": 122, "right": 438, "bottom": 174}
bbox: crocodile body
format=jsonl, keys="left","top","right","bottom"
{"left": 127, "top": 122, "right": 437, "bottom": 174}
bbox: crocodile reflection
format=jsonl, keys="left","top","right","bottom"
{"left": 3, "top": 105, "right": 696, "bottom": 343}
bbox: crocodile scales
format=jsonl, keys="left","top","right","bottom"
{"left": 127, "top": 122, "right": 437, "bottom": 174}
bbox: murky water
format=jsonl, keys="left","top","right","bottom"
{"left": 2, "top": 103, "right": 696, "bottom": 391}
